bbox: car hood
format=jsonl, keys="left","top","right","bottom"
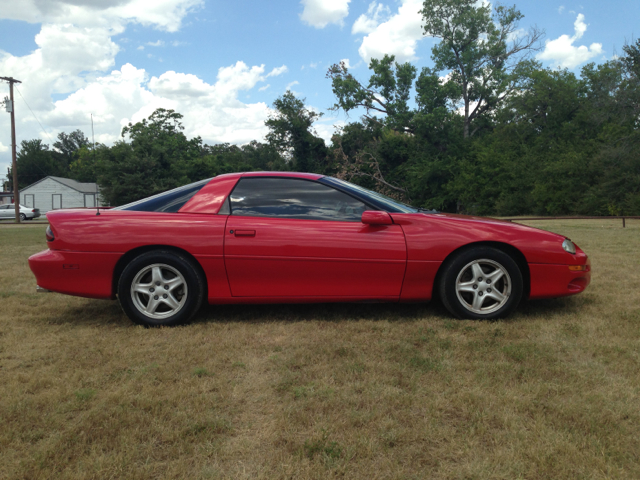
{"left": 418, "top": 212, "right": 564, "bottom": 237}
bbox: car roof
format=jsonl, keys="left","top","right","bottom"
{"left": 240, "top": 171, "right": 324, "bottom": 180}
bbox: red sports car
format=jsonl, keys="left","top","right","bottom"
{"left": 29, "top": 172, "right": 590, "bottom": 326}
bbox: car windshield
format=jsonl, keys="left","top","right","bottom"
{"left": 114, "top": 178, "right": 212, "bottom": 213}
{"left": 321, "top": 177, "right": 418, "bottom": 213}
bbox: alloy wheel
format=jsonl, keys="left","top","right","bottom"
{"left": 455, "top": 259, "right": 512, "bottom": 315}
{"left": 130, "top": 263, "right": 188, "bottom": 319}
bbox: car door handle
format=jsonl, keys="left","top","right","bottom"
{"left": 234, "top": 230, "right": 256, "bottom": 237}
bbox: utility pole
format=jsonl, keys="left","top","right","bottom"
{"left": 1, "top": 76, "right": 22, "bottom": 223}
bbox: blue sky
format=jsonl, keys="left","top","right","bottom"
{"left": 0, "top": 0, "right": 638, "bottom": 183}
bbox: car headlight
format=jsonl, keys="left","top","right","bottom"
{"left": 562, "top": 238, "right": 576, "bottom": 254}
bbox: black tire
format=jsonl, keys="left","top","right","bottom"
{"left": 19, "top": 213, "right": 26, "bottom": 221}
{"left": 118, "top": 250, "right": 205, "bottom": 327}
{"left": 439, "top": 246, "right": 523, "bottom": 320}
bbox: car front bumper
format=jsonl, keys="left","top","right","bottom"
{"left": 528, "top": 259, "right": 591, "bottom": 299}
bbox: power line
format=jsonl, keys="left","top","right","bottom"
{"left": 15, "top": 86, "right": 56, "bottom": 146}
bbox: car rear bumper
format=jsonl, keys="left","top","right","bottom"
{"left": 29, "top": 249, "right": 122, "bottom": 300}
{"left": 528, "top": 259, "right": 591, "bottom": 299}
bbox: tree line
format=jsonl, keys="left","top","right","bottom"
{"left": 7, "top": 0, "right": 640, "bottom": 215}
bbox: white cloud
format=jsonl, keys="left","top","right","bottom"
{"left": 538, "top": 14, "right": 603, "bottom": 69}
{"left": 0, "top": 23, "right": 121, "bottom": 111}
{"left": 37, "top": 62, "right": 274, "bottom": 146}
{"left": 300, "top": 0, "right": 350, "bottom": 29}
{"left": 259, "top": 84, "right": 270, "bottom": 92}
{"left": 355, "top": 0, "right": 425, "bottom": 63}
{"left": 286, "top": 81, "right": 300, "bottom": 90}
{"left": 267, "top": 65, "right": 288, "bottom": 77}
{"left": 146, "top": 40, "right": 165, "bottom": 47}
{"left": 558, "top": 6, "right": 565, "bottom": 14}
{"left": 1, "top": 0, "right": 203, "bottom": 33}
{"left": 352, "top": 2, "right": 390, "bottom": 35}
{"left": 340, "top": 58, "right": 352, "bottom": 69}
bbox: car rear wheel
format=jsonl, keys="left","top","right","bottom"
{"left": 439, "top": 247, "right": 523, "bottom": 320}
{"left": 118, "top": 250, "right": 205, "bottom": 327}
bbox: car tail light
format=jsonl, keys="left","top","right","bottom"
{"left": 32, "top": 209, "right": 36, "bottom": 212}
{"left": 46, "top": 226, "right": 55, "bottom": 242}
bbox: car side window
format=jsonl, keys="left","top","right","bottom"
{"left": 229, "top": 177, "right": 368, "bottom": 221}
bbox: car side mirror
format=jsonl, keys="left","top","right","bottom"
{"left": 361, "top": 210, "right": 393, "bottom": 225}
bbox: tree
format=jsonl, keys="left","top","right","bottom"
{"left": 265, "top": 90, "right": 327, "bottom": 173}
{"left": 421, "top": 0, "right": 543, "bottom": 138}
{"left": 121, "top": 108, "right": 201, "bottom": 173}
{"left": 8, "top": 139, "right": 58, "bottom": 189}
{"left": 53, "top": 130, "right": 90, "bottom": 171}
{"left": 327, "top": 55, "right": 418, "bottom": 132}
{"left": 580, "top": 42, "right": 640, "bottom": 215}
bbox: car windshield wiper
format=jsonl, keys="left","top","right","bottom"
{"left": 417, "top": 208, "right": 439, "bottom": 214}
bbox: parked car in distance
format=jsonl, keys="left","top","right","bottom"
{"left": 0, "top": 204, "right": 41, "bottom": 221}
{"left": 29, "top": 172, "right": 591, "bottom": 327}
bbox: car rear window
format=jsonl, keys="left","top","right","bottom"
{"left": 114, "top": 178, "right": 212, "bottom": 213}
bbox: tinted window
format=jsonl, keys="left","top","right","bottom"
{"left": 230, "top": 177, "right": 368, "bottom": 221}
{"left": 114, "top": 178, "right": 212, "bottom": 213}
{"left": 319, "top": 177, "right": 418, "bottom": 213}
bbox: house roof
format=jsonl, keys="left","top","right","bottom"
{"left": 22, "top": 176, "right": 99, "bottom": 194}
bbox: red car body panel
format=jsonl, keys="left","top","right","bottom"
{"left": 224, "top": 216, "right": 406, "bottom": 297}
{"left": 180, "top": 173, "right": 240, "bottom": 215}
{"left": 28, "top": 173, "right": 591, "bottom": 306}
{"left": 29, "top": 249, "right": 120, "bottom": 299}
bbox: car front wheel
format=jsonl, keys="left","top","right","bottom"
{"left": 439, "top": 247, "right": 523, "bottom": 320}
{"left": 19, "top": 213, "right": 26, "bottom": 221}
{"left": 118, "top": 250, "right": 205, "bottom": 327}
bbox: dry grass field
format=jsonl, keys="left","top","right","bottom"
{"left": 1, "top": 220, "right": 639, "bottom": 479}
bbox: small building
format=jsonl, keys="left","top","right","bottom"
{"left": 0, "top": 192, "right": 14, "bottom": 205}
{"left": 19, "top": 176, "right": 102, "bottom": 213}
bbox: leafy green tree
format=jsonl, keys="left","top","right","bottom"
{"left": 121, "top": 108, "right": 202, "bottom": 177}
{"left": 89, "top": 109, "right": 201, "bottom": 204}
{"left": 92, "top": 141, "right": 152, "bottom": 206}
{"left": 327, "top": 55, "right": 418, "bottom": 132}
{"left": 9, "top": 139, "right": 59, "bottom": 189}
{"left": 8, "top": 131, "right": 91, "bottom": 189}
{"left": 53, "top": 130, "right": 90, "bottom": 172}
{"left": 421, "top": 0, "right": 543, "bottom": 138}
{"left": 581, "top": 42, "right": 640, "bottom": 215}
{"left": 265, "top": 91, "right": 327, "bottom": 173}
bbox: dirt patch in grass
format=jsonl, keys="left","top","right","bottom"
{"left": 1, "top": 221, "right": 639, "bottom": 479}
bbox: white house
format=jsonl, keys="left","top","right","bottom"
{"left": 20, "top": 176, "right": 102, "bottom": 213}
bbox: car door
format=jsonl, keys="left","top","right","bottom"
{"left": 223, "top": 177, "right": 407, "bottom": 298}
{"left": 0, "top": 205, "right": 10, "bottom": 219}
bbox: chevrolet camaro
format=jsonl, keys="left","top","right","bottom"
{"left": 29, "top": 172, "right": 591, "bottom": 327}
